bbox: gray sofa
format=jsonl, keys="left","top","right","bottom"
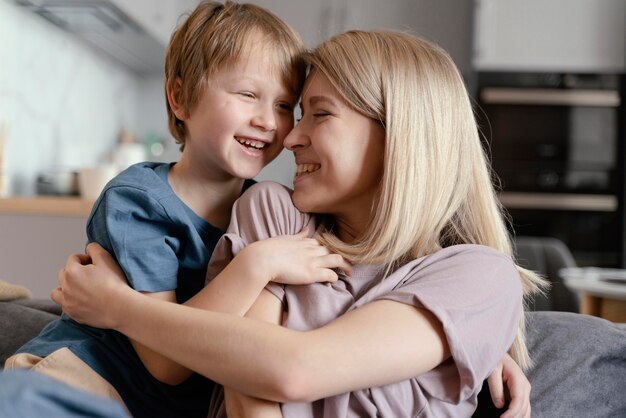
{"left": 1, "top": 298, "right": 625, "bottom": 417}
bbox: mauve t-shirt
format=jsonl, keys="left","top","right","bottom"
{"left": 206, "top": 181, "right": 523, "bottom": 418}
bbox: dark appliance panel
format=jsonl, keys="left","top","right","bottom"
{"left": 476, "top": 72, "right": 625, "bottom": 268}
{"left": 478, "top": 73, "right": 621, "bottom": 195}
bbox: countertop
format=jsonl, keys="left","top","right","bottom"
{"left": 562, "top": 267, "right": 626, "bottom": 300}
{"left": 0, "top": 196, "right": 94, "bottom": 217}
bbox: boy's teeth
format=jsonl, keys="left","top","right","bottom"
{"left": 236, "top": 137, "right": 266, "bottom": 149}
{"left": 296, "top": 164, "right": 321, "bottom": 177}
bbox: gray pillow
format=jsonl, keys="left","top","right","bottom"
{"left": 526, "top": 311, "right": 626, "bottom": 417}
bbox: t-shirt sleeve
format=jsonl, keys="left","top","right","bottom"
{"left": 86, "top": 185, "right": 180, "bottom": 292}
{"left": 376, "top": 245, "right": 523, "bottom": 404}
{"left": 205, "top": 182, "right": 315, "bottom": 302}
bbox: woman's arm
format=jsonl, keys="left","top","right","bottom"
{"left": 53, "top": 246, "right": 530, "bottom": 416}
{"left": 223, "top": 290, "right": 283, "bottom": 418}
{"left": 59, "top": 233, "right": 351, "bottom": 387}
{"left": 54, "top": 245, "right": 448, "bottom": 402}
{"left": 119, "top": 296, "right": 448, "bottom": 402}
{"left": 132, "top": 247, "right": 271, "bottom": 385}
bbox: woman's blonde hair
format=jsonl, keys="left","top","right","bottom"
{"left": 311, "top": 30, "right": 545, "bottom": 369}
{"left": 164, "top": 1, "right": 306, "bottom": 149}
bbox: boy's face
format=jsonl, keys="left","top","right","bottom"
{"left": 180, "top": 43, "right": 296, "bottom": 180}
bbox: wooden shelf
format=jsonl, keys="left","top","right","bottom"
{"left": 0, "top": 196, "right": 94, "bottom": 217}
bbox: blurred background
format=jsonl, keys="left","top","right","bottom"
{"left": 1, "top": 0, "right": 625, "bottom": 299}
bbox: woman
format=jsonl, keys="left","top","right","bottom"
{"left": 53, "top": 30, "right": 541, "bottom": 417}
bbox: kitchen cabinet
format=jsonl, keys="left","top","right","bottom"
{"left": 252, "top": 0, "right": 473, "bottom": 74}
{"left": 473, "top": 0, "right": 626, "bottom": 72}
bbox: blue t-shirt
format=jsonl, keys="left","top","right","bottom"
{"left": 17, "top": 162, "right": 255, "bottom": 418}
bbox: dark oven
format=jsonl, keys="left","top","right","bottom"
{"left": 476, "top": 72, "right": 625, "bottom": 267}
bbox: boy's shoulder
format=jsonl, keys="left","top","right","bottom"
{"left": 102, "top": 162, "right": 171, "bottom": 197}
{"left": 93, "top": 162, "right": 176, "bottom": 213}
{"left": 106, "top": 162, "right": 168, "bottom": 191}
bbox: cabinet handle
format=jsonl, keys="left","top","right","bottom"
{"left": 499, "top": 192, "right": 618, "bottom": 212}
{"left": 481, "top": 88, "right": 620, "bottom": 107}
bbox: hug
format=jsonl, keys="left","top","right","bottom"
{"left": 1, "top": 2, "right": 625, "bottom": 418}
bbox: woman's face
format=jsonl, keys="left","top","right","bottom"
{"left": 284, "top": 70, "right": 385, "bottom": 239}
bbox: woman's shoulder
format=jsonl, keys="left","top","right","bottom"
{"left": 429, "top": 243, "right": 513, "bottom": 263}
{"left": 238, "top": 181, "right": 294, "bottom": 204}
{"left": 395, "top": 244, "right": 520, "bottom": 290}
{"left": 231, "top": 181, "right": 314, "bottom": 236}
{"left": 235, "top": 181, "right": 297, "bottom": 217}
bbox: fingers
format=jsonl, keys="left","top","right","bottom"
{"left": 487, "top": 364, "right": 505, "bottom": 409}
{"left": 301, "top": 235, "right": 353, "bottom": 277}
{"left": 320, "top": 253, "right": 353, "bottom": 277}
{"left": 85, "top": 242, "right": 109, "bottom": 262}
{"left": 500, "top": 380, "right": 531, "bottom": 418}
{"left": 304, "top": 254, "right": 352, "bottom": 284}
{"left": 50, "top": 287, "right": 63, "bottom": 306}
{"left": 63, "top": 253, "right": 91, "bottom": 271}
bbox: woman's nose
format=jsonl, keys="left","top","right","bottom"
{"left": 283, "top": 121, "right": 309, "bottom": 150}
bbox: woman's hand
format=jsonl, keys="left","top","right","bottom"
{"left": 242, "top": 228, "right": 352, "bottom": 285}
{"left": 52, "top": 242, "right": 133, "bottom": 329}
{"left": 487, "top": 353, "right": 531, "bottom": 418}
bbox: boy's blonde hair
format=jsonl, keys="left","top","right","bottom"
{"left": 164, "top": 1, "right": 306, "bottom": 149}
{"left": 311, "top": 30, "right": 545, "bottom": 369}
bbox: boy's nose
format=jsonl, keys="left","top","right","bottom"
{"left": 252, "top": 104, "right": 277, "bottom": 132}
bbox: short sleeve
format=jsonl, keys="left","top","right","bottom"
{"left": 205, "top": 182, "right": 315, "bottom": 302}
{"left": 87, "top": 185, "right": 180, "bottom": 292}
{"left": 377, "top": 245, "right": 523, "bottom": 404}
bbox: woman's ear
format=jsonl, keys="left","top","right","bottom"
{"left": 166, "top": 77, "right": 188, "bottom": 121}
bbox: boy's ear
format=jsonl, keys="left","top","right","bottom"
{"left": 166, "top": 77, "right": 188, "bottom": 121}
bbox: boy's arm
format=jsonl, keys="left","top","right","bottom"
{"left": 135, "top": 251, "right": 272, "bottom": 385}
{"left": 223, "top": 290, "right": 283, "bottom": 418}
{"left": 105, "top": 182, "right": 341, "bottom": 385}
{"left": 84, "top": 183, "right": 214, "bottom": 385}
{"left": 147, "top": 232, "right": 349, "bottom": 385}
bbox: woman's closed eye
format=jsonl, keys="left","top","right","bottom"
{"left": 295, "top": 111, "right": 331, "bottom": 123}
{"left": 238, "top": 91, "right": 256, "bottom": 99}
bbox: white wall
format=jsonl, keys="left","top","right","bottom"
{"left": 0, "top": 0, "right": 139, "bottom": 196}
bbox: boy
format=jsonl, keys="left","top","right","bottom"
{"left": 5, "top": 2, "right": 306, "bottom": 417}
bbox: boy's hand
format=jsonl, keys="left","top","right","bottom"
{"left": 242, "top": 229, "right": 352, "bottom": 285}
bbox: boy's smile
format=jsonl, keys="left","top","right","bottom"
{"left": 235, "top": 136, "right": 272, "bottom": 154}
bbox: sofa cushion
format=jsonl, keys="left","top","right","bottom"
{"left": 526, "top": 311, "right": 626, "bottom": 417}
{"left": 0, "top": 300, "right": 60, "bottom": 367}
{"left": 2, "top": 301, "right": 625, "bottom": 417}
